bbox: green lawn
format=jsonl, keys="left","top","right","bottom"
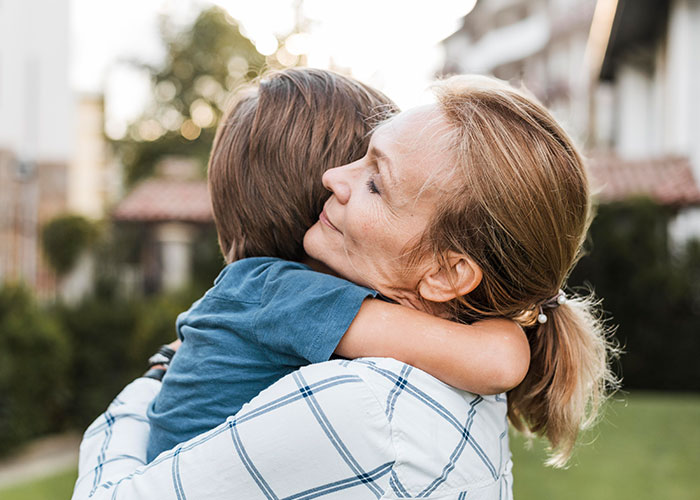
{"left": 511, "top": 392, "right": 700, "bottom": 499}
{"left": 1, "top": 392, "right": 698, "bottom": 499}
{"left": 0, "top": 468, "right": 77, "bottom": 500}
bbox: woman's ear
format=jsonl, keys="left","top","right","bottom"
{"left": 417, "top": 252, "right": 483, "bottom": 303}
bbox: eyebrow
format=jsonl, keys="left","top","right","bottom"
{"left": 368, "top": 145, "right": 395, "bottom": 188}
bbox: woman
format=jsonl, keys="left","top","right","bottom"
{"left": 306, "top": 75, "right": 618, "bottom": 466}
{"left": 73, "top": 75, "right": 617, "bottom": 499}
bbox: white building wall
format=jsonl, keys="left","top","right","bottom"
{"left": 567, "top": 35, "right": 591, "bottom": 141}
{"left": 593, "top": 82, "right": 614, "bottom": 147}
{"left": 464, "top": 12, "right": 550, "bottom": 73}
{"left": 664, "top": 0, "right": 700, "bottom": 179}
{"left": 690, "top": 0, "right": 700, "bottom": 180}
{"left": 650, "top": 40, "right": 667, "bottom": 157}
{"left": 669, "top": 207, "right": 700, "bottom": 245}
{"left": 0, "top": 0, "right": 74, "bottom": 162}
{"left": 156, "top": 222, "right": 195, "bottom": 292}
{"left": 665, "top": 0, "right": 693, "bottom": 157}
{"left": 442, "top": 30, "right": 470, "bottom": 74}
{"left": 615, "top": 64, "right": 654, "bottom": 159}
{"left": 69, "top": 95, "right": 113, "bottom": 217}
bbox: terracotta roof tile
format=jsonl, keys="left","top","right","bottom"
{"left": 588, "top": 154, "right": 700, "bottom": 205}
{"left": 113, "top": 179, "right": 212, "bottom": 222}
{"left": 112, "top": 155, "right": 700, "bottom": 222}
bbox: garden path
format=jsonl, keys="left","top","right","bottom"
{"left": 0, "top": 432, "right": 80, "bottom": 489}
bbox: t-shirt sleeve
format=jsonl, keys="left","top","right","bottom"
{"left": 254, "top": 262, "right": 377, "bottom": 365}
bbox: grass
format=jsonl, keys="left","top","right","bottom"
{"left": 0, "top": 392, "right": 698, "bottom": 499}
{"left": 0, "top": 467, "right": 77, "bottom": 500}
{"left": 511, "top": 392, "right": 700, "bottom": 499}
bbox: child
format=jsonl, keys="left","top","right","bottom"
{"left": 147, "top": 69, "right": 529, "bottom": 461}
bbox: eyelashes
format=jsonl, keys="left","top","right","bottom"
{"left": 366, "top": 177, "right": 381, "bottom": 195}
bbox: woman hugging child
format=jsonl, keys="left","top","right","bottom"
{"left": 146, "top": 68, "right": 528, "bottom": 462}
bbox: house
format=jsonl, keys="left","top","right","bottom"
{"left": 112, "top": 157, "right": 214, "bottom": 293}
{"left": 591, "top": 0, "right": 700, "bottom": 240}
{"left": 440, "top": 0, "right": 700, "bottom": 239}
{"left": 441, "top": 0, "right": 596, "bottom": 141}
{"left": 0, "top": 0, "right": 117, "bottom": 297}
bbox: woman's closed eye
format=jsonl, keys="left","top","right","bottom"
{"left": 366, "top": 176, "right": 381, "bottom": 195}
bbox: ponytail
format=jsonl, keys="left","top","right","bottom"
{"left": 426, "top": 75, "right": 621, "bottom": 467}
{"left": 508, "top": 293, "right": 620, "bottom": 467}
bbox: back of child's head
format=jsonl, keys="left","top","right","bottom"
{"left": 209, "top": 68, "right": 398, "bottom": 263}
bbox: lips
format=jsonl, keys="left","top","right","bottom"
{"left": 319, "top": 209, "right": 341, "bottom": 233}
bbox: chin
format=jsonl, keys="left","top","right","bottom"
{"left": 303, "top": 224, "right": 347, "bottom": 279}
{"left": 303, "top": 222, "right": 323, "bottom": 261}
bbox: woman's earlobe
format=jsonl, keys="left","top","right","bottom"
{"left": 418, "top": 253, "right": 483, "bottom": 303}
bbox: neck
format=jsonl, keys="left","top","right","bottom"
{"left": 301, "top": 256, "right": 340, "bottom": 277}
{"left": 301, "top": 257, "right": 449, "bottom": 318}
{"left": 378, "top": 287, "right": 450, "bottom": 317}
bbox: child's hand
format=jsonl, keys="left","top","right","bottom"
{"left": 167, "top": 339, "right": 182, "bottom": 352}
{"left": 151, "top": 339, "right": 181, "bottom": 370}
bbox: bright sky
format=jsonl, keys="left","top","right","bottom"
{"left": 70, "top": 0, "right": 476, "bottom": 139}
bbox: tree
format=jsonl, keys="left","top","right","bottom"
{"left": 42, "top": 214, "right": 98, "bottom": 276}
{"left": 115, "top": 7, "right": 268, "bottom": 184}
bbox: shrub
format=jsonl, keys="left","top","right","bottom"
{"left": 569, "top": 198, "right": 700, "bottom": 391}
{"left": 53, "top": 292, "right": 141, "bottom": 428}
{"left": 54, "top": 284, "right": 209, "bottom": 428}
{"left": 0, "top": 284, "right": 71, "bottom": 453}
{"left": 130, "top": 288, "right": 202, "bottom": 367}
{"left": 42, "top": 215, "right": 98, "bottom": 276}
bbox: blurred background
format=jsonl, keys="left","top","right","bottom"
{"left": 0, "top": 0, "right": 698, "bottom": 498}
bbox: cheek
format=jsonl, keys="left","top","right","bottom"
{"left": 346, "top": 207, "right": 387, "bottom": 250}
{"left": 352, "top": 220, "right": 403, "bottom": 262}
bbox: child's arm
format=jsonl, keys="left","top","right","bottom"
{"left": 334, "top": 299, "right": 530, "bottom": 395}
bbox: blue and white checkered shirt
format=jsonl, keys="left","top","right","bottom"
{"left": 73, "top": 358, "right": 513, "bottom": 499}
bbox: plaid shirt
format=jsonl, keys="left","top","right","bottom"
{"left": 73, "top": 358, "right": 513, "bottom": 499}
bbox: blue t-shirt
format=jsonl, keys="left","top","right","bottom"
{"left": 146, "top": 257, "right": 377, "bottom": 461}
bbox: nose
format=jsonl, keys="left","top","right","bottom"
{"left": 322, "top": 162, "right": 355, "bottom": 205}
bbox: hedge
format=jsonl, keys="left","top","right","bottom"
{"left": 569, "top": 198, "right": 700, "bottom": 391}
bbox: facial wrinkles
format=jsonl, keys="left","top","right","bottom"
{"left": 413, "top": 115, "right": 457, "bottom": 208}
{"left": 372, "top": 123, "right": 418, "bottom": 214}
{"left": 339, "top": 189, "right": 408, "bottom": 293}
{"left": 339, "top": 237, "right": 404, "bottom": 295}
{"left": 321, "top": 105, "right": 457, "bottom": 297}
{"left": 324, "top": 166, "right": 388, "bottom": 290}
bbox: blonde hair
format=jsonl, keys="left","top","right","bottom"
{"left": 414, "top": 75, "right": 619, "bottom": 467}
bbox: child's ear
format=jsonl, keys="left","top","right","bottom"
{"left": 417, "top": 252, "right": 482, "bottom": 303}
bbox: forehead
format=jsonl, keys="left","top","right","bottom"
{"left": 373, "top": 104, "right": 449, "bottom": 147}
{"left": 372, "top": 104, "right": 455, "bottom": 197}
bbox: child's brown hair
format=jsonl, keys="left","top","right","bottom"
{"left": 209, "top": 68, "right": 398, "bottom": 263}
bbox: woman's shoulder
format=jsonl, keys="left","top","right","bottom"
{"left": 300, "top": 358, "right": 512, "bottom": 498}
{"left": 313, "top": 357, "right": 506, "bottom": 405}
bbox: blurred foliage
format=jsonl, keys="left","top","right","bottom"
{"left": 53, "top": 293, "right": 141, "bottom": 428}
{"left": 191, "top": 226, "right": 226, "bottom": 291}
{"left": 5, "top": 197, "right": 699, "bottom": 457}
{"left": 115, "top": 7, "right": 268, "bottom": 185}
{"left": 52, "top": 223, "right": 221, "bottom": 428}
{"left": 41, "top": 214, "right": 98, "bottom": 276}
{"left": 0, "top": 284, "right": 70, "bottom": 454}
{"left": 130, "top": 288, "right": 203, "bottom": 371}
{"left": 0, "top": 232, "right": 220, "bottom": 449}
{"left": 570, "top": 198, "right": 700, "bottom": 391}
{"left": 52, "top": 287, "right": 202, "bottom": 429}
